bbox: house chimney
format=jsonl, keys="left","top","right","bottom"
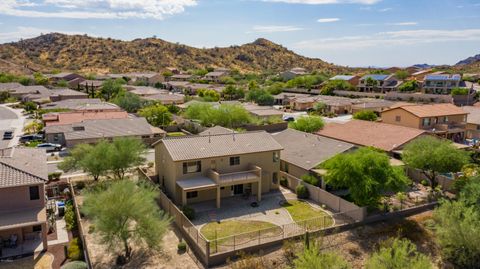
{"left": 232, "top": 131, "right": 236, "bottom": 141}
{"left": 208, "top": 132, "right": 211, "bottom": 143}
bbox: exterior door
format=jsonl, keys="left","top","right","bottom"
{"left": 232, "top": 184, "right": 244, "bottom": 195}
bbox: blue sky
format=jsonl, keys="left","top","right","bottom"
{"left": 0, "top": 0, "right": 479, "bottom": 67}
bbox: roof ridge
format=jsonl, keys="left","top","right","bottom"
{"left": 0, "top": 160, "right": 47, "bottom": 182}
{"left": 163, "top": 130, "right": 267, "bottom": 140}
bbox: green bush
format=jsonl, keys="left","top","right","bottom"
{"left": 65, "top": 203, "right": 77, "bottom": 231}
{"left": 48, "top": 172, "right": 62, "bottom": 181}
{"left": 61, "top": 261, "right": 87, "bottom": 269}
{"left": 451, "top": 87, "right": 469, "bottom": 96}
{"left": 182, "top": 205, "right": 195, "bottom": 220}
{"left": 301, "top": 174, "right": 320, "bottom": 186}
{"left": 67, "top": 238, "right": 83, "bottom": 261}
{"left": 353, "top": 110, "right": 378, "bottom": 121}
{"left": 280, "top": 178, "right": 288, "bottom": 187}
{"left": 296, "top": 184, "right": 309, "bottom": 199}
{"left": 177, "top": 241, "right": 187, "bottom": 252}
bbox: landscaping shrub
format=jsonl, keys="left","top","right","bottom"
{"left": 67, "top": 238, "right": 83, "bottom": 261}
{"left": 280, "top": 178, "right": 288, "bottom": 187}
{"left": 182, "top": 205, "right": 195, "bottom": 220}
{"left": 64, "top": 202, "right": 77, "bottom": 231}
{"left": 61, "top": 261, "right": 87, "bottom": 269}
{"left": 296, "top": 184, "right": 309, "bottom": 199}
{"left": 48, "top": 172, "right": 62, "bottom": 181}
{"left": 177, "top": 241, "right": 187, "bottom": 252}
{"left": 301, "top": 174, "right": 320, "bottom": 187}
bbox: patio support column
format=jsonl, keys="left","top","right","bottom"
{"left": 41, "top": 222, "right": 48, "bottom": 250}
{"left": 216, "top": 186, "right": 221, "bottom": 208}
{"left": 257, "top": 180, "right": 262, "bottom": 202}
{"left": 181, "top": 190, "right": 187, "bottom": 206}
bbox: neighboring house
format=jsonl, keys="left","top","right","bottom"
{"left": 242, "top": 103, "right": 284, "bottom": 119}
{"left": 170, "top": 74, "right": 193, "bottom": 82}
{"left": 47, "top": 73, "right": 85, "bottom": 84}
{"left": 462, "top": 106, "right": 480, "bottom": 139}
{"left": 143, "top": 93, "right": 185, "bottom": 105}
{"left": 272, "top": 129, "right": 355, "bottom": 188}
{"left": 317, "top": 120, "right": 426, "bottom": 154}
{"left": 214, "top": 67, "right": 231, "bottom": 74}
{"left": 164, "top": 81, "right": 190, "bottom": 92}
{"left": 154, "top": 131, "right": 283, "bottom": 208}
{"left": 422, "top": 74, "right": 463, "bottom": 94}
{"left": 19, "top": 87, "right": 87, "bottom": 103}
{"left": 410, "top": 69, "right": 434, "bottom": 81}
{"left": 0, "top": 82, "right": 24, "bottom": 94}
{"left": 125, "top": 86, "right": 168, "bottom": 97}
{"left": 357, "top": 74, "right": 401, "bottom": 93}
{"left": 48, "top": 89, "right": 88, "bottom": 102}
{"left": 381, "top": 103, "right": 468, "bottom": 142}
{"left": 77, "top": 80, "right": 104, "bottom": 92}
{"left": 45, "top": 117, "right": 165, "bottom": 147}
{"left": 204, "top": 71, "right": 228, "bottom": 83}
{"left": 41, "top": 98, "right": 121, "bottom": 112}
{"left": 42, "top": 110, "right": 129, "bottom": 126}
{"left": 0, "top": 148, "right": 48, "bottom": 258}
{"left": 198, "top": 126, "right": 233, "bottom": 136}
{"left": 273, "top": 93, "right": 311, "bottom": 106}
{"left": 280, "top": 67, "right": 308, "bottom": 81}
{"left": 126, "top": 72, "right": 164, "bottom": 86}
{"left": 351, "top": 99, "right": 397, "bottom": 115}
{"left": 328, "top": 75, "right": 360, "bottom": 87}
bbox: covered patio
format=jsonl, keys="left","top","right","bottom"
{"left": 0, "top": 207, "right": 48, "bottom": 259}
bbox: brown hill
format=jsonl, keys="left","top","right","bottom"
{"left": 0, "top": 33, "right": 346, "bottom": 75}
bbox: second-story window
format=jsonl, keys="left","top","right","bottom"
{"left": 395, "top": 116, "right": 401, "bottom": 122}
{"left": 29, "top": 186, "right": 40, "bottom": 200}
{"left": 183, "top": 161, "right": 201, "bottom": 174}
{"left": 273, "top": 152, "right": 280, "bottom": 162}
{"left": 230, "top": 156, "right": 240, "bottom": 166}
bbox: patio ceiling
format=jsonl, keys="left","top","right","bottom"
{"left": 177, "top": 177, "right": 217, "bottom": 191}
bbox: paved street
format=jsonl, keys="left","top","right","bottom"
{"left": 0, "top": 104, "right": 25, "bottom": 149}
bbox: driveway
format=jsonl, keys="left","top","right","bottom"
{"left": 0, "top": 104, "right": 26, "bottom": 149}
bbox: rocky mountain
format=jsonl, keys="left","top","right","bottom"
{"left": 456, "top": 54, "right": 480, "bottom": 66}
{"left": 0, "top": 33, "right": 346, "bottom": 75}
{"left": 454, "top": 54, "right": 480, "bottom": 73}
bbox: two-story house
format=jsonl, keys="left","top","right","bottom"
{"left": 381, "top": 103, "right": 468, "bottom": 142}
{"left": 357, "top": 74, "right": 401, "bottom": 93}
{"left": 0, "top": 148, "right": 48, "bottom": 258}
{"left": 154, "top": 131, "right": 283, "bottom": 208}
{"left": 422, "top": 74, "right": 462, "bottom": 94}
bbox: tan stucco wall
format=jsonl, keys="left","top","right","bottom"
{"left": 155, "top": 142, "right": 280, "bottom": 205}
{"left": 0, "top": 184, "right": 45, "bottom": 212}
{"left": 466, "top": 123, "right": 480, "bottom": 139}
{"left": 382, "top": 108, "right": 467, "bottom": 130}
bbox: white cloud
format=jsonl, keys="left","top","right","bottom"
{"left": 0, "top": 26, "right": 87, "bottom": 43}
{"left": 387, "top": 22, "right": 418, "bottom": 26}
{"left": 247, "top": 25, "right": 304, "bottom": 33}
{"left": 378, "top": 7, "right": 392, "bottom": 12}
{"left": 293, "top": 29, "right": 480, "bottom": 50}
{"left": 0, "top": 0, "right": 197, "bottom": 20}
{"left": 262, "top": 0, "right": 381, "bottom": 4}
{"left": 317, "top": 18, "right": 340, "bottom": 23}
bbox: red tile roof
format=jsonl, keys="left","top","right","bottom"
{"left": 43, "top": 111, "right": 129, "bottom": 126}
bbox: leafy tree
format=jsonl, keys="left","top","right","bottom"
{"left": 100, "top": 79, "right": 124, "bottom": 100}
{"left": 321, "top": 80, "right": 355, "bottom": 95}
{"left": 222, "top": 85, "right": 245, "bottom": 100}
{"left": 59, "top": 142, "right": 110, "bottom": 181}
{"left": 111, "top": 90, "right": 145, "bottom": 113}
{"left": 395, "top": 70, "right": 410, "bottom": 80}
{"left": 313, "top": 102, "right": 327, "bottom": 115}
{"left": 23, "top": 120, "right": 43, "bottom": 134}
{"left": 458, "top": 175, "right": 480, "bottom": 208}
{"left": 433, "top": 199, "right": 480, "bottom": 268}
{"left": 450, "top": 87, "right": 469, "bottom": 96}
{"left": 322, "top": 148, "right": 410, "bottom": 207}
{"left": 286, "top": 75, "right": 326, "bottom": 89}
{"left": 138, "top": 104, "right": 172, "bottom": 126}
{"left": 294, "top": 242, "right": 350, "bottom": 269}
{"left": 108, "top": 138, "right": 147, "bottom": 180}
{"left": 33, "top": 73, "right": 49, "bottom": 85}
{"left": 266, "top": 82, "right": 286, "bottom": 95}
{"left": 162, "top": 70, "right": 173, "bottom": 78}
{"left": 185, "top": 103, "right": 251, "bottom": 128}
{"left": 352, "top": 110, "right": 378, "bottom": 121}
{"left": 0, "top": 91, "right": 11, "bottom": 103}
{"left": 82, "top": 180, "right": 171, "bottom": 263}
{"left": 402, "top": 136, "right": 470, "bottom": 188}
{"left": 365, "top": 77, "right": 378, "bottom": 87}
{"left": 365, "top": 238, "right": 432, "bottom": 269}
{"left": 193, "top": 69, "right": 208, "bottom": 76}
{"left": 248, "top": 80, "right": 260, "bottom": 91}
{"left": 220, "top": 76, "right": 236, "bottom": 85}
{"left": 23, "top": 101, "right": 37, "bottom": 113}
{"left": 289, "top": 116, "right": 324, "bottom": 133}
{"left": 57, "top": 80, "right": 69, "bottom": 87}
{"left": 198, "top": 89, "right": 220, "bottom": 102}
{"left": 398, "top": 80, "right": 419, "bottom": 92}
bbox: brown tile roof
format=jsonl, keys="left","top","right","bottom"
{"left": 272, "top": 129, "right": 354, "bottom": 170}
{"left": 462, "top": 106, "right": 480, "bottom": 124}
{"left": 158, "top": 131, "right": 283, "bottom": 161}
{"left": 387, "top": 103, "right": 467, "bottom": 118}
{"left": 43, "top": 111, "right": 129, "bottom": 126}
{"left": 0, "top": 148, "right": 47, "bottom": 188}
{"left": 41, "top": 98, "right": 120, "bottom": 111}
{"left": 317, "top": 120, "right": 426, "bottom": 151}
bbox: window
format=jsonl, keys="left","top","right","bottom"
{"left": 183, "top": 161, "right": 201, "bottom": 174}
{"left": 186, "top": 191, "right": 198, "bottom": 199}
{"left": 53, "top": 134, "right": 59, "bottom": 142}
{"left": 444, "top": 116, "right": 448, "bottom": 123}
{"left": 273, "top": 152, "right": 280, "bottom": 162}
{"left": 395, "top": 116, "right": 401, "bottom": 122}
{"left": 422, "top": 118, "right": 431, "bottom": 127}
{"left": 284, "top": 163, "right": 289, "bottom": 173}
{"left": 272, "top": 172, "right": 278, "bottom": 184}
{"left": 230, "top": 156, "right": 240, "bottom": 166}
{"left": 32, "top": 225, "right": 42, "bottom": 232}
{"left": 29, "top": 186, "right": 39, "bottom": 200}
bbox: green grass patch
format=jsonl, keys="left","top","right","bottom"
{"left": 167, "top": 132, "right": 186, "bottom": 137}
{"left": 201, "top": 220, "right": 279, "bottom": 240}
{"left": 282, "top": 200, "right": 334, "bottom": 230}
{"left": 25, "top": 140, "right": 42, "bottom": 147}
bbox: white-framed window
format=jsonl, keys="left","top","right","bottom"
{"left": 230, "top": 156, "right": 240, "bottom": 166}
{"left": 183, "top": 161, "right": 201, "bottom": 174}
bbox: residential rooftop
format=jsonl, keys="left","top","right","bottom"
{"left": 360, "top": 74, "right": 391, "bottom": 81}
{"left": 461, "top": 106, "right": 480, "bottom": 124}
{"left": 0, "top": 148, "right": 47, "bottom": 188}
{"left": 330, "top": 75, "right": 356, "bottom": 81}
{"left": 272, "top": 129, "right": 354, "bottom": 170}
{"left": 41, "top": 98, "right": 120, "bottom": 111}
{"left": 158, "top": 131, "right": 283, "bottom": 161}
{"left": 425, "top": 74, "right": 461, "bottom": 81}
{"left": 198, "top": 126, "right": 233, "bottom": 136}
{"left": 385, "top": 103, "right": 467, "bottom": 118}
{"left": 317, "top": 120, "right": 426, "bottom": 152}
